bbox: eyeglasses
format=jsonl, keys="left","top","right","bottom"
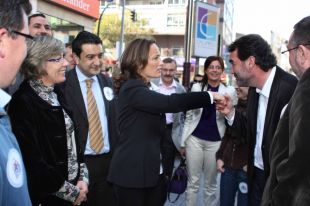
{"left": 161, "top": 68, "right": 176, "bottom": 73}
{"left": 281, "top": 43, "right": 310, "bottom": 54}
{"left": 11, "top": 30, "right": 33, "bottom": 40}
{"left": 47, "top": 57, "right": 64, "bottom": 63}
{"left": 208, "top": 65, "right": 222, "bottom": 70}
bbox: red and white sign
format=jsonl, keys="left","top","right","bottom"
{"left": 46, "top": 0, "right": 100, "bottom": 19}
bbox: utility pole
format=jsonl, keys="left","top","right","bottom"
{"left": 183, "top": 0, "right": 194, "bottom": 89}
{"left": 118, "top": 0, "right": 125, "bottom": 59}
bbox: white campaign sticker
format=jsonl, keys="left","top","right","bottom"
{"left": 103, "top": 87, "right": 114, "bottom": 101}
{"left": 239, "top": 182, "right": 248, "bottom": 194}
{"left": 6, "top": 148, "right": 24, "bottom": 188}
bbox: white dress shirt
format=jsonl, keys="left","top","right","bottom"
{"left": 76, "top": 67, "right": 110, "bottom": 155}
{"left": 254, "top": 66, "right": 276, "bottom": 170}
{"left": 158, "top": 79, "right": 177, "bottom": 124}
{"left": 227, "top": 66, "right": 277, "bottom": 170}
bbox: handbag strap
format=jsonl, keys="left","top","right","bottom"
{"left": 167, "top": 191, "right": 181, "bottom": 203}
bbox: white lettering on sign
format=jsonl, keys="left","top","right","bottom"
{"left": 63, "top": 0, "right": 90, "bottom": 12}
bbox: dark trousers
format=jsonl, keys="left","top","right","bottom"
{"left": 82, "top": 153, "right": 116, "bottom": 206}
{"left": 249, "top": 167, "right": 266, "bottom": 206}
{"left": 113, "top": 175, "right": 167, "bottom": 206}
{"left": 161, "top": 124, "right": 177, "bottom": 179}
{"left": 220, "top": 168, "right": 248, "bottom": 206}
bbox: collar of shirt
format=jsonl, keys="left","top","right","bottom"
{"left": 158, "top": 78, "right": 177, "bottom": 89}
{"left": 0, "top": 88, "right": 11, "bottom": 109}
{"left": 150, "top": 81, "right": 159, "bottom": 91}
{"left": 76, "top": 65, "right": 97, "bottom": 84}
{"left": 256, "top": 66, "right": 276, "bottom": 98}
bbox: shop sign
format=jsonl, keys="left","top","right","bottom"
{"left": 47, "top": 0, "right": 100, "bottom": 19}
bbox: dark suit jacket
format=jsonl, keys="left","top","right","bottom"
{"left": 8, "top": 81, "right": 83, "bottom": 206}
{"left": 232, "top": 66, "right": 297, "bottom": 190}
{"left": 107, "top": 78, "right": 214, "bottom": 188}
{"left": 57, "top": 68, "right": 118, "bottom": 153}
{"left": 261, "top": 68, "right": 310, "bottom": 206}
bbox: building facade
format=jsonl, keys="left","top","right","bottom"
{"left": 30, "top": 0, "right": 100, "bottom": 43}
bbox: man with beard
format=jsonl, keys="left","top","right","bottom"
{"left": 218, "top": 34, "right": 298, "bottom": 206}
{"left": 151, "top": 57, "right": 186, "bottom": 180}
{"left": 261, "top": 16, "right": 310, "bottom": 206}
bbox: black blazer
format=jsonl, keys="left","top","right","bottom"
{"left": 262, "top": 68, "right": 310, "bottom": 206}
{"left": 232, "top": 66, "right": 297, "bottom": 190}
{"left": 8, "top": 81, "right": 83, "bottom": 206}
{"left": 57, "top": 68, "right": 118, "bottom": 153}
{"left": 107, "top": 78, "right": 214, "bottom": 188}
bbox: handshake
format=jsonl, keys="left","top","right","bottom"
{"left": 211, "top": 92, "right": 235, "bottom": 117}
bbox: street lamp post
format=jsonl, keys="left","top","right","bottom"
{"left": 118, "top": 0, "right": 125, "bottom": 59}
{"left": 97, "top": 2, "right": 114, "bottom": 36}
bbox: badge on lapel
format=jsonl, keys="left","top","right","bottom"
{"left": 103, "top": 87, "right": 114, "bottom": 101}
{"left": 6, "top": 148, "right": 24, "bottom": 188}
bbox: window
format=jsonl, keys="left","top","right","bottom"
{"left": 167, "top": 15, "right": 185, "bottom": 27}
{"left": 172, "top": 48, "right": 184, "bottom": 56}
{"left": 168, "top": 0, "right": 185, "bottom": 5}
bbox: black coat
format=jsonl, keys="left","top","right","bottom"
{"left": 57, "top": 68, "right": 118, "bottom": 153}
{"left": 107, "top": 78, "right": 213, "bottom": 188}
{"left": 8, "top": 81, "right": 83, "bottom": 206}
{"left": 262, "top": 68, "right": 310, "bottom": 206}
{"left": 232, "top": 66, "right": 297, "bottom": 191}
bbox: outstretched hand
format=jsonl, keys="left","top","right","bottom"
{"left": 216, "top": 94, "right": 234, "bottom": 117}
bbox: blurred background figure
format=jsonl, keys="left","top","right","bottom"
{"left": 188, "top": 74, "right": 203, "bottom": 91}
{"left": 151, "top": 57, "right": 186, "bottom": 180}
{"left": 180, "top": 56, "right": 237, "bottom": 206}
{"left": 4, "top": 13, "right": 52, "bottom": 95}
{"left": 216, "top": 86, "right": 249, "bottom": 206}
{"left": 8, "top": 36, "right": 89, "bottom": 206}
{"left": 64, "top": 43, "right": 76, "bottom": 71}
{"left": 28, "top": 13, "right": 52, "bottom": 36}
{"left": 0, "top": 0, "right": 32, "bottom": 205}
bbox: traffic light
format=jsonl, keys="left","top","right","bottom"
{"left": 130, "top": 10, "right": 137, "bottom": 22}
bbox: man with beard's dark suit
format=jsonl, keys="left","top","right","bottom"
{"left": 218, "top": 34, "right": 298, "bottom": 206}
{"left": 261, "top": 16, "right": 310, "bottom": 206}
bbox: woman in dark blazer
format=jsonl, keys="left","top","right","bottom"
{"left": 107, "top": 37, "right": 224, "bottom": 206}
{"left": 8, "top": 36, "right": 88, "bottom": 206}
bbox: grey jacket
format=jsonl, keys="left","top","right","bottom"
{"left": 151, "top": 78, "right": 186, "bottom": 150}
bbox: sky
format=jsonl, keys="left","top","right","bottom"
{"left": 234, "top": 0, "right": 310, "bottom": 41}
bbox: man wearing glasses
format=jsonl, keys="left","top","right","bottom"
{"left": 217, "top": 34, "right": 298, "bottom": 206}
{"left": 151, "top": 57, "right": 186, "bottom": 180}
{"left": 5, "top": 13, "right": 52, "bottom": 95}
{"left": 0, "top": 0, "right": 32, "bottom": 205}
{"left": 262, "top": 16, "right": 310, "bottom": 206}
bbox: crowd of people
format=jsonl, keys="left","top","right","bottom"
{"left": 1, "top": 1, "right": 310, "bottom": 206}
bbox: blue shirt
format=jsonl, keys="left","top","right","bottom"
{"left": 0, "top": 89, "right": 32, "bottom": 206}
{"left": 76, "top": 67, "right": 110, "bottom": 154}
